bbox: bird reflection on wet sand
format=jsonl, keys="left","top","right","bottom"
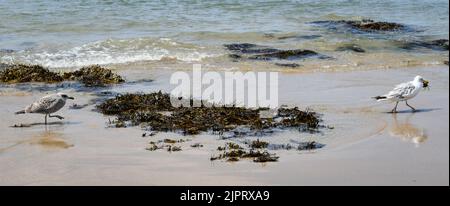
{"left": 1, "top": 125, "right": 73, "bottom": 153}
{"left": 30, "top": 129, "right": 73, "bottom": 149}
{"left": 389, "top": 114, "right": 428, "bottom": 147}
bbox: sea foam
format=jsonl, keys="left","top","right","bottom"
{"left": 0, "top": 38, "right": 222, "bottom": 68}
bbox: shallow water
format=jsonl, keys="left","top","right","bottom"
{"left": 0, "top": 0, "right": 448, "bottom": 70}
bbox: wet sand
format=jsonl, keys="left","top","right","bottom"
{"left": 0, "top": 66, "right": 448, "bottom": 185}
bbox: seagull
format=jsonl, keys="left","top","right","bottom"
{"left": 373, "top": 76, "right": 429, "bottom": 113}
{"left": 15, "top": 92, "right": 75, "bottom": 124}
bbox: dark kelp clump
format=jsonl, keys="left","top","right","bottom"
{"left": 96, "top": 92, "right": 173, "bottom": 115}
{"left": 0, "top": 64, "right": 64, "bottom": 83}
{"left": 267, "top": 141, "right": 326, "bottom": 151}
{"left": 352, "top": 21, "right": 404, "bottom": 31}
{"left": 296, "top": 141, "right": 326, "bottom": 150}
{"left": 274, "top": 63, "right": 301, "bottom": 68}
{"left": 311, "top": 19, "right": 407, "bottom": 32}
{"left": 0, "top": 64, "right": 124, "bottom": 87}
{"left": 146, "top": 138, "right": 189, "bottom": 152}
{"left": 96, "top": 92, "right": 321, "bottom": 135}
{"left": 335, "top": 44, "right": 366, "bottom": 53}
{"left": 63, "top": 65, "right": 124, "bottom": 87}
{"left": 146, "top": 137, "right": 192, "bottom": 152}
{"left": 210, "top": 142, "right": 279, "bottom": 163}
{"left": 224, "top": 43, "right": 327, "bottom": 63}
{"left": 276, "top": 107, "right": 320, "bottom": 129}
{"left": 249, "top": 49, "right": 320, "bottom": 60}
{"left": 191, "top": 143, "right": 204, "bottom": 148}
{"left": 224, "top": 43, "right": 279, "bottom": 54}
{"left": 398, "top": 39, "right": 449, "bottom": 51}
{"left": 249, "top": 139, "right": 269, "bottom": 149}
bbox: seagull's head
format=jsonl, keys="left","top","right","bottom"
{"left": 58, "top": 92, "right": 75, "bottom": 100}
{"left": 414, "top": 75, "right": 429, "bottom": 88}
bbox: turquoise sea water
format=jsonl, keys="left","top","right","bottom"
{"left": 0, "top": 0, "right": 448, "bottom": 69}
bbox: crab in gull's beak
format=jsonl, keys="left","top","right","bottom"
{"left": 423, "top": 80, "right": 429, "bottom": 88}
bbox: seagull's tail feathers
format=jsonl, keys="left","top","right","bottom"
{"left": 372, "top": 96, "right": 388, "bottom": 102}
{"left": 15, "top": 110, "right": 25, "bottom": 115}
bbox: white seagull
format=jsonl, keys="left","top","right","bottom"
{"left": 373, "top": 75, "right": 429, "bottom": 113}
{"left": 15, "top": 92, "right": 75, "bottom": 124}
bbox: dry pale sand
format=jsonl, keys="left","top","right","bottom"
{"left": 0, "top": 66, "right": 448, "bottom": 185}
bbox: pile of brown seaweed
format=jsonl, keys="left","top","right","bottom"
{"left": 146, "top": 138, "right": 188, "bottom": 152}
{"left": 96, "top": 92, "right": 321, "bottom": 135}
{"left": 311, "top": 19, "right": 407, "bottom": 32}
{"left": 210, "top": 139, "right": 325, "bottom": 163}
{"left": 224, "top": 43, "right": 329, "bottom": 67}
{"left": 62, "top": 65, "right": 124, "bottom": 87}
{"left": 210, "top": 142, "right": 279, "bottom": 163}
{"left": 267, "top": 141, "right": 326, "bottom": 151}
{"left": 348, "top": 20, "right": 405, "bottom": 31}
{"left": 0, "top": 64, "right": 64, "bottom": 83}
{"left": 0, "top": 64, "right": 124, "bottom": 87}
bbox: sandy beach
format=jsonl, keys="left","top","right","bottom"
{"left": 1, "top": 0, "right": 448, "bottom": 186}
{"left": 0, "top": 66, "right": 447, "bottom": 185}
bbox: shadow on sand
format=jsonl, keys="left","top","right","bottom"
{"left": 10, "top": 121, "right": 81, "bottom": 128}
{"left": 384, "top": 108, "right": 442, "bottom": 114}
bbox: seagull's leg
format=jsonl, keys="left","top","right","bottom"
{"left": 391, "top": 102, "right": 399, "bottom": 113}
{"left": 49, "top": 114, "right": 64, "bottom": 120}
{"left": 405, "top": 101, "right": 416, "bottom": 112}
{"left": 45, "top": 114, "right": 47, "bottom": 125}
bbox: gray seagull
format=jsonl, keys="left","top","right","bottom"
{"left": 373, "top": 75, "right": 429, "bottom": 113}
{"left": 15, "top": 92, "right": 75, "bottom": 124}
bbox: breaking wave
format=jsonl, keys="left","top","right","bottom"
{"left": 0, "top": 37, "right": 222, "bottom": 68}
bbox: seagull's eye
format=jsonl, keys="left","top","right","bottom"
{"left": 62, "top": 95, "right": 67, "bottom": 98}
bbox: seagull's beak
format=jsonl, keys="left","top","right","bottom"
{"left": 423, "top": 80, "right": 429, "bottom": 88}
{"left": 68, "top": 96, "right": 75, "bottom": 100}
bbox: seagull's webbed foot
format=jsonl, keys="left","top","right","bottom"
{"left": 389, "top": 109, "right": 398, "bottom": 114}
{"left": 49, "top": 115, "right": 64, "bottom": 120}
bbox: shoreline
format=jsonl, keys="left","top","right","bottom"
{"left": 0, "top": 66, "right": 448, "bottom": 185}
